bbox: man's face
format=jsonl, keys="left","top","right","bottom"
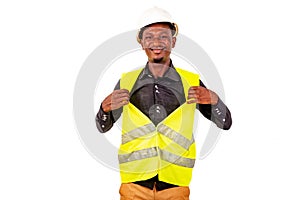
{"left": 140, "top": 23, "right": 176, "bottom": 64}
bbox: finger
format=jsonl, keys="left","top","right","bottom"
{"left": 187, "top": 93, "right": 199, "bottom": 100}
{"left": 115, "top": 96, "right": 130, "bottom": 104}
{"left": 189, "top": 86, "right": 203, "bottom": 93}
{"left": 112, "top": 91, "right": 130, "bottom": 100}
{"left": 188, "top": 87, "right": 201, "bottom": 95}
{"left": 115, "top": 89, "right": 130, "bottom": 94}
{"left": 189, "top": 86, "right": 207, "bottom": 93}
{"left": 120, "top": 99, "right": 129, "bottom": 106}
{"left": 187, "top": 99, "right": 197, "bottom": 104}
{"left": 109, "top": 95, "right": 128, "bottom": 106}
{"left": 111, "top": 89, "right": 129, "bottom": 99}
{"left": 111, "top": 99, "right": 129, "bottom": 110}
{"left": 113, "top": 93, "right": 130, "bottom": 100}
{"left": 188, "top": 89, "right": 197, "bottom": 95}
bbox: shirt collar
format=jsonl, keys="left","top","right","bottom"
{"left": 138, "top": 60, "right": 181, "bottom": 81}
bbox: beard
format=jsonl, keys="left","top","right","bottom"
{"left": 153, "top": 57, "right": 164, "bottom": 63}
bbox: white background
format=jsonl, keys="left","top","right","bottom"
{"left": 1, "top": 0, "right": 300, "bottom": 199}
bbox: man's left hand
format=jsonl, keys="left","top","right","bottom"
{"left": 187, "top": 86, "right": 218, "bottom": 105}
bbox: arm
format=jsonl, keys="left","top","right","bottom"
{"left": 188, "top": 80, "right": 232, "bottom": 130}
{"left": 95, "top": 80, "right": 129, "bottom": 133}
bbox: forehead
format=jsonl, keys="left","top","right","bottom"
{"left": 143, "top": 23, "right": 172, "bottom": 34}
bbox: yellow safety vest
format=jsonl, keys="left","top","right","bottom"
{"left": 119, "top": 67, "right": 199, "bottom": 186}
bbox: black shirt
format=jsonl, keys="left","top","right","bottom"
{"left": 96, "top": 61, "right": 232, "bottom": 190}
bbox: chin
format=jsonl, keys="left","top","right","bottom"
{"left": 153, "top": 58, "right": 164, "bottom": 63}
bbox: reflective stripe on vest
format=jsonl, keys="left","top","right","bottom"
{"left": 122, "top": 123, "right": 194, "bottom": 150}
{"left": 119, "top": 147, "right": 158, "bottom": 164}
{"left": 119, "top": 147, "right": 195, "bottom": 168}
{"left": 157, "top": 124, "right": 195, "bottom": 150}
{"left": 122, "top": 123, "right": 156, "bottom": 144}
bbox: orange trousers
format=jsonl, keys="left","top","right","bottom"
{"left": 119, "top": 183, "right": 190, "bottom": 200}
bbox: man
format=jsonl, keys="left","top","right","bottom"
{"left": 96, "top": 7, "right": 232, "bottom": 200}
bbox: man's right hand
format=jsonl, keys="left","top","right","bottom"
{"left": 101, "top": 89, "right": 130, "bottom": 113}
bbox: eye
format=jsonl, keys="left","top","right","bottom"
{"left": 159, "top": 35, "right": 169, "bottom": 40}
{"left": 144, "top": 36, "right": 152, "bottom": 40}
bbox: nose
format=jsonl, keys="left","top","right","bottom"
{"left": 153, "top": 38, "right": 161, "bottom": 46}
{"left": 153, "top": 36, "right": 162, "bottom": 42}
{"left": 153, "top": 36, "right": 167, "bottom": 47}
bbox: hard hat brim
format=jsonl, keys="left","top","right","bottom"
{"left": 136, "top": 22, "right": 178, "bottom": 44}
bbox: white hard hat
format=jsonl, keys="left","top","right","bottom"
{"left": 137, "top": 7, "right": 178, "bottom": 43}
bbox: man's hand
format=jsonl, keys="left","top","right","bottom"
{"left": 187, "top": 86, "right": 219, "bottom": 105}
{"left": 101, "top": 89, "right": 130, "bottom": 113}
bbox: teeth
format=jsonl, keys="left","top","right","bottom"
{"left": 150, "top": 47, "right": 164, "bottom": 50}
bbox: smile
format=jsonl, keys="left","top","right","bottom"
{"left": 149, "top": 47, "right": 165, "bottom": 53}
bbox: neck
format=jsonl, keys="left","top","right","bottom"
{"left": 148, "top": 59, "right": 170, "bottom": 78}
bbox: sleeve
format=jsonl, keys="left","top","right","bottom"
{"left": 197, "top": 80, "right": 232, "bottom": 130}
{"left": 95, "top": 80, "right": 123, "bottom": 133}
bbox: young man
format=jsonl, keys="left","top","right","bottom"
{"left": 96, "top": 7, "right": 232, "bottom": 200}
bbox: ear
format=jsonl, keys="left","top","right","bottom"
{"left": 172, "top": 37, "right": 176, "bottom": 48}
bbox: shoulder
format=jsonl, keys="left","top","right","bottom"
{"left": 122, "top": 67, "right": 144, "bottom": 77}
